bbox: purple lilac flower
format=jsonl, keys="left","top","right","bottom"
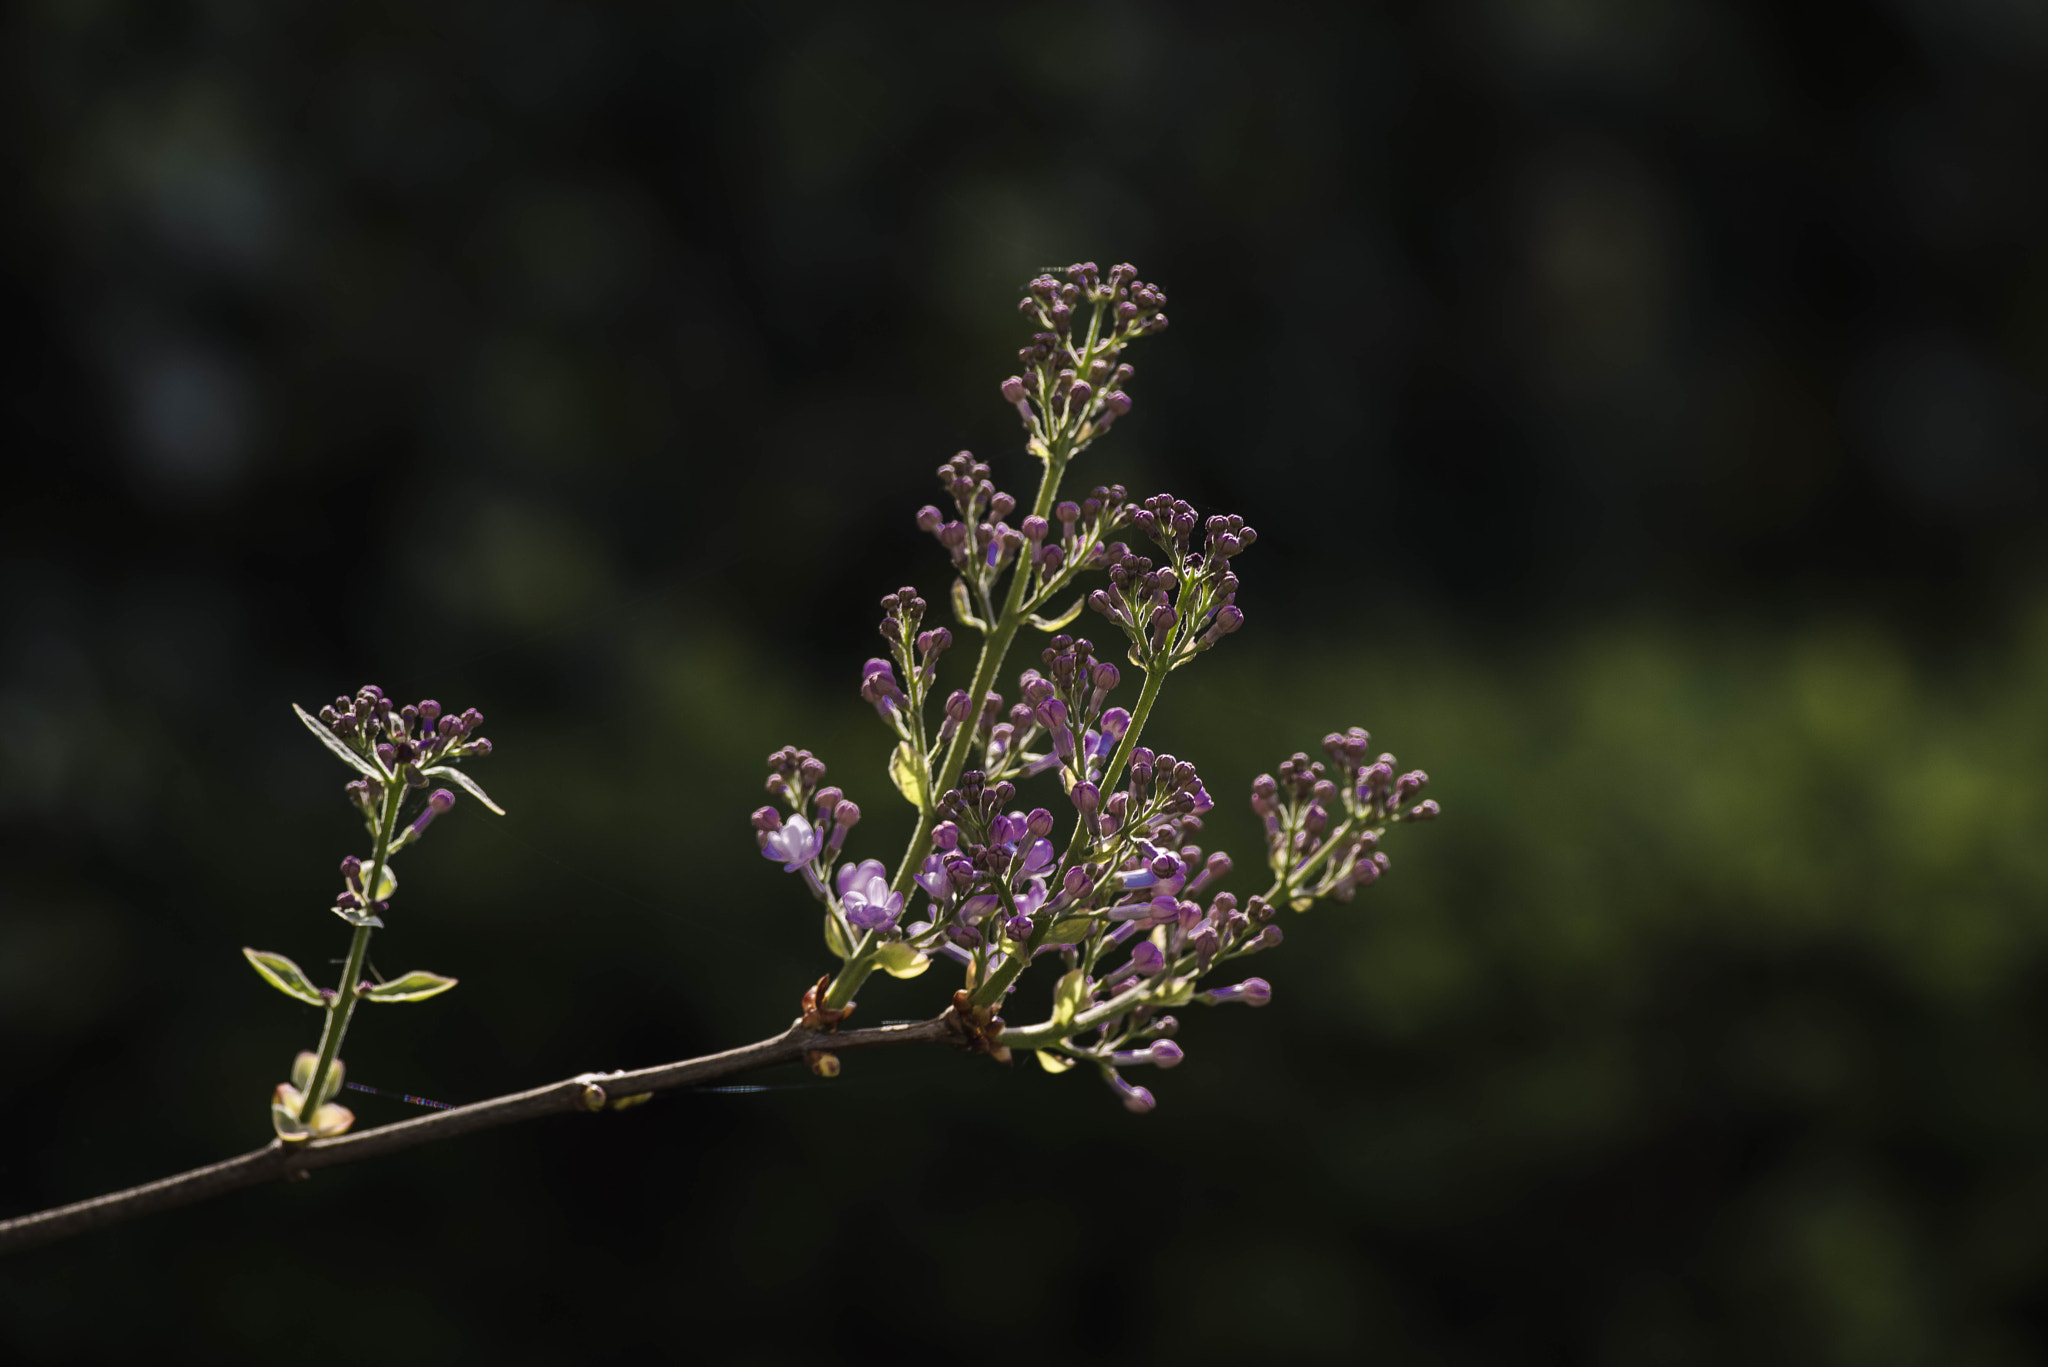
{"left": 836, "top": 859, "right": 904, "bottom": 931}
{"left": 761, "top": 814, "right": 822, "bottom": 871}
{"left": 860, "top": 659, "right": 905, "bottom": 723}
{"left": 916, "top": 854, "right": 951, "bottom": 901}
{"left": 1012, "top": 878, "right": 1049, "bottom": 919}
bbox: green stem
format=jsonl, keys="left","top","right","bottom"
{"left": 883, "top": 449, "right": 1076, "bottom": 901}
{"left": 973, "top": 662, "right": 1171, "bottom": 1012}
{"left": 834, "top": 310, "right": 1120, "bottom": 1012}
{"left": 299, "top": 781, "right": 402, "bottom": 1121}
{"left": 998, "top": 979, "right": 1153, "bottom": 1051}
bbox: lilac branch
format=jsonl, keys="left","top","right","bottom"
{"left": 0, "top": 1014, "right": 955, "bottom": 1256}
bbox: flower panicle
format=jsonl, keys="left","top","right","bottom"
{"left": 741, "top": 260, "right": 1438, "bottom": 1113}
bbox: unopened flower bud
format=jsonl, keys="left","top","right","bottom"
{"left": 1200, "top": 977, "right": 1272, "bottom": 1008}
{"left": 751, "top": 806, "right": 783, "bottom": 832}
{"left": 1000, "top": 376, "right": 1027, "bottom": 404}
{"left": 1108, "top": 1073, "right": 1155, "bottom": 1113}
{"left": 407, "top": 788, "right": 457, "bottom": 839}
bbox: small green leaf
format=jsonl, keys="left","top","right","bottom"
{"left": 1052, "top": 969, "right": 1088, "bottom": 1029}
{"left": 360, "top": 971, "right": 458, "bottom": 1003}
{"left": 421, "top": 764, "right": 505, "bottom": 815}
{"left": 1026, "top": 593, "right": 1087, "bottom": 632}
{"left": 270, "top": 1086, "right": 350, "bottom": 1138}
{"left": 272, "top": 1087, "right": 311, "bottom": 1140}
{"left": 888, "top": 741, "right": 928, "bottom": 810}
{"left": 331, "top": 905, "right": 385, "bottom": 929}
{"left": 874, "top": 941, "right": 930, "bottom": 979}
{"left": 289, "top": 1052, "right": 345, "bottom": 1104}
{"left": 293, "top": 703, "right": 384, "bottom": 780}
{"left": 1151, "top": 976, "right": 1196, "bottom": 1008}
{"left": 1035, "top": 1049, "right": 1075, "bottom": 1074}
{"left": 823, "top": 909, "right": 854, "bottom": 961}
{"left": 244, "top": 948, "right": 325, "bottom": 1006}
{"left": 950, "top": 578, "right": 988, "bottom": 631}
{"left": 1043, "top": 915, "right": 1096, "bottom": 945}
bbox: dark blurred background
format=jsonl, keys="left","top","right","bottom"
{"left": 4, "top": 1, "right": 2047, "bottom": 1362}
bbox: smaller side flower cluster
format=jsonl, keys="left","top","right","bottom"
{"left": 752, "top": 748, "right": 926, "bottom": 979}
{"left": 1254, "top": 729, "right": 1439, "bottom": 911}
{"left": 1089, "top": 496, "right": 1254, "bottom": 669}
{"left": 916, "top": 453, "right": 1131, "bottom": 637}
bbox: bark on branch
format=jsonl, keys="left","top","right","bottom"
{"left": 0, "top": 1013, "right": 957, "bottom": 1256}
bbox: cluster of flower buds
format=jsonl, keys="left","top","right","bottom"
{"left": 907, "top": 797, "right": 1060, "bottom": 955}
{"left": 332, "top": 851, "right": 391, "bottom": 928}
{"left": 917, "top": 452, "right": 1022, "bottom": 612}
{"left": 1000, "top": 808, "right": 1290, "bottom": 1110}
{"left": 1088, "top": 495, "right": 1254, "bottom": 669}
{"left": 1004, "top": 262, "right": 1167, "bottom": 458}
{"left": 1250, "top": 729, "right": 1438, "bottom": 910}
{"left": 315, "top": 685, "right": 491, "bottom": 792}
{"left": 754, "top": 748, "right": 864, "bottom": 894}
{"left": 975, "top": 635, "right": 1125, "bottom": 786}
{"left": 862, "top": 587, "right": 950, "bottom": 742}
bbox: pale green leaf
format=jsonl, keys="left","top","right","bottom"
{"left": 888, "top": 741, "right": 928, "bottom": 810}
{"left": 950, "top": 578, "right": 988, "bottom": 631}
{"left": 293, "top": 703, "right": 384, "bottom": 780}
{"left": 244, "top": 948, "right": 325, "bottom": 1006}
{"left": 874, "top": 941, "right": 930, "bottom": 979}
{"left": 823, "top": 909, "right": 855, "bottom": 961}
{"left": 420, "top": 764, "right": 505, "bottom": 815}
{"left": 360, "top": 971, "right": 458, "bottom": 1003}
{"left": 1151, "top": 976, "right": 1196, "bottom": 1008}
{"left": 270, "top": 1086, "right": 349, "bottom": 1138}
{"left": 1026, "top": 593, "right": 1087, "bottom": 633}
{"left": 331, "top": 905, "right": 385, "bottom": 929}
{"left": 1052, "top": 968, "right": 1088, "bottom": 1029}
{"left": 1043, "top": 915, "right": 1096, "bottom": 944}
{"left": 1035, "top": 1049, "right": 1075, "bottom": 1074}
{"left": 289, "top": 1052, "right": 345, "bottom": 1104}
